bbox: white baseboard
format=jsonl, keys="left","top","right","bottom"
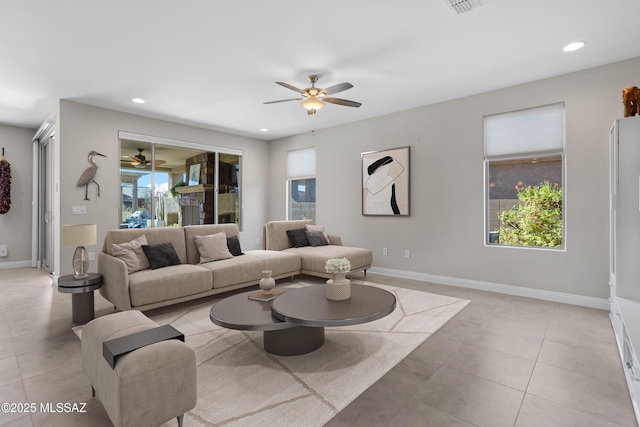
{"left": 0, "top": 260, "right": 33, "bottom": 270}
{"left": 368, "top": 267, "right": 610, "bottom": 310}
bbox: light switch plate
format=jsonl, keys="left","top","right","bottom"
{"left": 72, "top": 206, "right": 86, "bottom": 215}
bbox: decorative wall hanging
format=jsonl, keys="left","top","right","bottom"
{"left": 77, "top": 151, "right": 106, "bottom": 200}
{"left": 0, "top": 148, "right": 11, "bottom": 214}
{"left": 362, "top": 146, "right": 410, "bottom": 216}
{"left": 622, "top": 86, "right": 639, "bottom": 117}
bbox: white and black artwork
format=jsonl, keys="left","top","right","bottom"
{"left": 362, "top": 146, "right": 410, "bottom": 216}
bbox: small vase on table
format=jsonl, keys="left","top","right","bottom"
{"left": 259, "top": 270, "right": 275, "bottom": 295}
{"left": 326, "top": 272, "right": 351, "bottom": 301}
{"left": 325, "top": 258, "right": 352, "bottom": 301}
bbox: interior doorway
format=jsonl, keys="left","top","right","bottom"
{"left": 33, "top": 126, "right": 55, "bottom": 273}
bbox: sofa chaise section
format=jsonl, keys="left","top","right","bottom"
{"left": 263, "top": 220, "right": 373, "bottom": 279}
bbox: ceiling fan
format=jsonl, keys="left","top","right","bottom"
{"left": 264, "top": 75, "right": 361, "bottom": 115}
{"left": 122, "top": 148, "right": 166, "bottom": 169}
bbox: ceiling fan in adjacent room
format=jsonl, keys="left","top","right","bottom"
{"left": 122, "top": 148, "right": 166, "bottom": 169}
{"left": 264, "top": 75, "right": 362, "bottom": 115}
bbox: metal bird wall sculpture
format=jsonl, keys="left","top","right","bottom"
{"left": 77, "top": 151, "right": 106, "bottom": 201}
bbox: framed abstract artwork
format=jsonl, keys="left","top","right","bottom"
{"left": 362, "top": 146, "right": 410, "bottom": 216}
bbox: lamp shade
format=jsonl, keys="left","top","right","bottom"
{"left": 301, "top": 98, "right": 325, "bottom": 111}
{"left": 63, "top": 224, "right": 97, "bottom": 247}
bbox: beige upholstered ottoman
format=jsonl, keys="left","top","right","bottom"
{"left": 81, "top": 311, "right": 197, "bottom": 427}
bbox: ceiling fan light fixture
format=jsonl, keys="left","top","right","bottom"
{"left": 266, "top": 75, "right": 359, "bottom": 114}
{"left": 301, "top": 98, "right": 325, "bottom": 111}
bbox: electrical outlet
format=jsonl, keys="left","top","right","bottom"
{"left": 88, "top": 252, "right": 95, "bottom": 261}
{"left": 383, "top": 247, "right": 388, "bottom": 256}
{"left": 0, "top": 245, "right": 7, "bottom": 257}
{"left": 405, "top": 249, "right": 411, "bottom": 258}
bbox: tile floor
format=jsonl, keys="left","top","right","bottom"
{"left": 0, "top": 267, "right": 637, "bottom": 427}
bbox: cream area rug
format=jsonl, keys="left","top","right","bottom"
{"left": 78, "top": 280, "right": 469, "bottom": 427}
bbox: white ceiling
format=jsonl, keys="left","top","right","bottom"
{"left": 1, "top": 0, "right": 639, "bottom": 141}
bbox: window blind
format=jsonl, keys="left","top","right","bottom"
{"left": 287, "top": 147, "right": 316, "bottom": 178}
{"left": 484, "top": 103, "right": 565, "bottom": 160}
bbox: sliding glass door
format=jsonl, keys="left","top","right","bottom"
{"left": 119, "top": 134, "right": 242, "bottom": 229}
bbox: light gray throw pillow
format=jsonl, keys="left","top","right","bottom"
{"left": 111, "top": 234, "right": 150, "bottom": 274}
{"left": 195, "top": 232, "right": 234, "bottom": 263}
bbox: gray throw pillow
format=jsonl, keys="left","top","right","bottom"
{"left": 142, "top": 243, "right": 181, "bottom": 269}
{"left": 226, "top": 236, "right": 244, "bottom": 256}
{"left": 305, "top": 230, "right": 329, "bottom": 247}
{"left": 305, "top": 224, "right": 330, "bottom": 243}
{"left": 286, "top": 228, "right": 310, "bottom": 248}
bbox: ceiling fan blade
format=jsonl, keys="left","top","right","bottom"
{"left": 276, "top": 82, "right": 303, "bottom": 93}
{"left": 324, "top": 82, "right": 353, "bottom": 95}
{"left": 324, "top": 97, "right": 362, "bottom": 108}
{"left": 264, "top": 98, "right": 303, "bottom": 104}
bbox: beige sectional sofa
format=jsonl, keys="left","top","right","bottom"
{"left": 98, "top": 221, "right": 372, "bottom": 311}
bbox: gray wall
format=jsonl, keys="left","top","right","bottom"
{"left": 0, "top": 124, "right": 35, "bottom": 267}
{"left": 56, "top": 101, "right": 269, "bottom": 277}
{"left": 269, "top": 57, "right": 640, "bottom": 300}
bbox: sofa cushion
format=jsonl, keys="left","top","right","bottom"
{"left": 198, "top": 256, "right": 265, "bottom": 289}
{"left": 284, "top": 245, "right": 373, "bottom": 273}
{"left": 264, "top": 220, "right": 313, "bottom": 251}
{"left": 142, "top": 243, "right": 182, "bottom": 269}
{"left": 244, "top": 250, "right": 301, "bottom": 277}
{"left": 195, "top": 232, "right": 233, "bottom": 263}
{"left": 128, "top": 264, "right": 213, "bottom": 307}
{"left": 104, "top": 227, "right": 188, "bottom": 264}
{"left": 286, "top": 228, "right": 310, "bottom": 248}
{"left": 111, "top": 235, "right": 150, "bottom": 274}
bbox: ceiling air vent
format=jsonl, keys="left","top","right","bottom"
{"left": 443, "top": 0, "right": 481, "bottom": 15}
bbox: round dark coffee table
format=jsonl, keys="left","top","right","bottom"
{"left": 209, "top": 284, "right": 396, "bottom": 356}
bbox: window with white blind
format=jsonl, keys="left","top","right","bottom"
{"left": 484, "top": 103, "right": 565, "bottom": 248}
{"left": 287, "top": 147, "right": 316, "bottom": 221}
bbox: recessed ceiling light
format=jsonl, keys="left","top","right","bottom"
{"left": 132, "top": 98, "right": 146, "bottom": 104}
{"left": 259, "top": 128, "right": 268, "bottom": 132}
{"left": 563, "top": 41, "right": 585, "bottom": 52}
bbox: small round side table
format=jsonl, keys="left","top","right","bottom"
{"left": 57, "top": 273, "right": 102, "bottom": 324}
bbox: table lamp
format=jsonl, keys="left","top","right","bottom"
{"left": 63, "top": 224, "right": 97, "bottom": 279}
